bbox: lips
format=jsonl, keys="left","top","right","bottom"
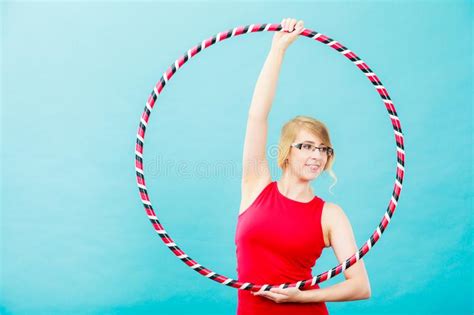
{"left": 306, "top": 164, "right": 320, "bottom": 172}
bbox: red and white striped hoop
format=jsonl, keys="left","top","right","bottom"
{"left": 135, "top": 23, "right": 405, "bottom": 292}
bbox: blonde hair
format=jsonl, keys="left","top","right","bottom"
{"left": 277, "top": 115, "right": 338, "bottom": 194}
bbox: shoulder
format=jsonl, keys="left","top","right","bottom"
{"left": 323, "top": 202, "right": 345, "bottom": 214}
{"left": 321, "top": 202, "right": 354, "bottom": 248}
{"left": 322, "top": 202, "right": 350, "bottom": 228}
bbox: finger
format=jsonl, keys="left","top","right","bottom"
{"left": 296, "top": 20, "right": 305, "bottom": 33}
{"left": 290, "top": 18, "right": 297, "bottom": 32}
{"left": 285, "top": 17, "right": 291, "bottom": 32}
{"left": 256, "top": 292, "right": 274, "bottom": 301}
{"left": 258, "top": 291, "right": 287, "bottom": 301}
{"left": 253, "top": 286, "right": 271, "bottom": 295}
{"left": 296, "top": 20, "right": 304, "bottom": 29}
{"left": 252, "top": 286, "right": 266, "bottom": 295}
{"left": 270, "top": 288, "right": 290, "bottom": 296}
{"left": 283, "top": 18, "right": 288, "bottom": 32}
{"left": 280, "top": 18, "right": 285, "bottom": 31}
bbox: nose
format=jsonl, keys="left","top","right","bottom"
{"left": 308, "top": 155, "right": 322, "bottom": 165}
{"left": 310, "top": 148, "right": 323, "bottom": 158}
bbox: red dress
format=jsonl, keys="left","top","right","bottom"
{"left": 235, "top": 181, "right": 329, "bottom": 315}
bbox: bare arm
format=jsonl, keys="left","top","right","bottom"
{"left": 303, "top": 203, "right": 372, "bottom": 302}
{"left": 241, "top": 48, "right": 285, "bottom": 185}
{"left": 251, "top": 205, "right": 372, "bottom": 304}
{"left": 247, "top": 48, "right": 286, "bottom": 120}
{"left": 241, "top": 18, "right": 304, "bottom": 194}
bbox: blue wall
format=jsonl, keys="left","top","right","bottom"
{"left": 2, "top": 1, "right": 472, "bottom": 314}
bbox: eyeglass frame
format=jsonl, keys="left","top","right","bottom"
{"left": 290, "top": 142, "right": 334, "bottom": 157}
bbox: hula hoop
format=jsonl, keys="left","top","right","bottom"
{"left": 135, "top": 23, "right": 405, "bottom": 292}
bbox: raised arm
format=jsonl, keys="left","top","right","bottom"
{"left": 240, "top": 19, "right": 305, "bottom": 201}
{"left": 241, "top": 48, "right": 284, "bottom": 184}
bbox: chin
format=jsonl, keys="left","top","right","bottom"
{"left": 302, "top": 173, "right": 320, "bottom": 181}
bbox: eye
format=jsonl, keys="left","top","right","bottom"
{"left": 302, "top": 143, "right": 313, "bottom": 150}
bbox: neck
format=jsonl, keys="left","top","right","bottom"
{"left": 277, "top": 172, "right": 314, "bottom": 201}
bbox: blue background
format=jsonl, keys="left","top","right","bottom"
{"left": 1, "top": 1, "right": 472, "bottom": 314}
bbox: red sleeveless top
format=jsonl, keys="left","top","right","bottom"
{"left": 234, "top": 181, "right": 329, "bottom": 315}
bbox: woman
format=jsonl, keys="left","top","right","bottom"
{"left": 234, "top": 18, "right": 371, "bottom": 314}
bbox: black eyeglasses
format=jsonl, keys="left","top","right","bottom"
{"left": 291, "top": 142, "right": 334, "bottom": 157}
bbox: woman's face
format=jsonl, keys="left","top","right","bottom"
{"left": 286, "top": 129, "right": 329, "bottom": 181}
